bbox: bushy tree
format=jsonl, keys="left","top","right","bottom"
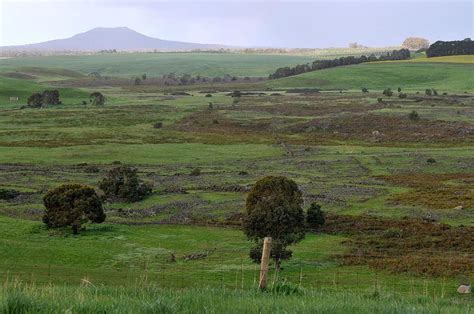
{"left": 306, "top": 203, "right": 325, "bottom": 229}
{"left": 361, "top": 87, "right": 368, "bottom": 93}
{"left": 90, "top": 92, "right": 105, "bottom": 106}
{"left": 43, "top": 184, "right": 105, "bottom": 234}
{"left": 42, "top": 90, "right": 61, "bottom": 105}
{"left": 134, "top": 77, "right": 141, "bottom": 85}
{"left": 244, "top": 176, "right": 305, "bottom": 269}
{"left": 402, "top": 37, "right": 430, "bottom": 50}
{"left": 27, "top": 90, "right": 61, "bottom": 108}
{"left": 99, "top": 166, "right": 152, "bottom": 202}
{"left": 27, "top": 93, "right": 43, "bottom": 108}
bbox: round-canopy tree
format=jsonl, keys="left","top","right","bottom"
{"left": 43, "top": 184, "right": 105, "bottom": 234}
{"left": 402, "top": 37, "right": 430, "bottom": 50}
{"left": 244, "top": 176, "right": 305, "bottom": 269}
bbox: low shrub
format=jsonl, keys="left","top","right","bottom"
{"left": 190, "top": 168, "right": 201, "bottom": 176}
{"left": 408, "top": 110, "right": 420, "bottom": 121}
{"left": 0, "top": 188, "right": 20, "bottom": 200}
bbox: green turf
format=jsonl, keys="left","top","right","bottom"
{"left": 1, "top": 284, "right": 471, "bottom": 313}
{"left": 267, "top": 62, "right": 474, "bottom": 92}
{"left": 0, "top": 76, "right": 89, "bottom": 108}
{"left": 0, "top": 53, "right": 317, "bottom": 78}
{"left": 0, "top": 215, "right": 467, "bottom": 300}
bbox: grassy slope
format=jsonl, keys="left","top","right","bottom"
{"left": 0, "top": 53, "right": 316, "bottom": 77}
{"left": 267, "top": 60, "right": 474, "bottom": 92}
{"left": 401, "top": 55, "right": 474, "bottom": 64}
{"left": 0, "top": 76, "right": 89, "bottom": 108}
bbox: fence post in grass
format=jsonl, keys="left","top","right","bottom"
{"left": 258, "top": 237, "right": 272, "bottom": 290}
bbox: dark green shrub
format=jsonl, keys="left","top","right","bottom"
{"left": 205, "top": 94, "right": 212, "bottom": 97}
{"left": 153, "top": 122, "right": 163, "bottom": 129}
{"left": 190, "top": 168, "right": 201, "bottom": 176}
{"left": 0, "top": 188, "right": 20, "bottom": 200}
{"left": 382, "top": 88, "right": 393, "bottom": 97}
{"left": 361, "top": 87, "right": 368, "bottom": 93}
{"left": 43, "top": 184, "right": 105, "bottom": 234}
{"left": 42, "top": 90, "right": 60, "bottom": 105}
{"left": 99, "top": 166, "right": 152, "bottom": 202}
{"left": 306, "top": 203, "right": 325, "bottom": 229}
{"left": 27, "top": 93, "right": 43, "bottom": 108}
{"left": 427, "top": 158, "right": 436, "bottom": 164}
{"left": 409, "top": 110, "right": 420, "bottom": 121}
{"left": 398, "top": 93, "right": 407, "bottom": 99}
{"left": 425, "top": 89, "right": 432, "bottom": 96}
{"left": 244, "top": 176, "right": 305, "bottom": 269}
{"left": 397, "top": 87, "right": 402, "bottom": 93}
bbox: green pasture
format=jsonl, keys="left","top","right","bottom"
{"left": 267, "top": 62, "right": 474, "bottom": 92}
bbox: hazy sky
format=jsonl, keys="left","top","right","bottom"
{"left": 0, "top": 0, "right": 472, "bottom": 48}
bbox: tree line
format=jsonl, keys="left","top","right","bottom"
{"left": 426, "top": 38, "right": 474, "bottom": 58}
{"left": 268, "top": 49, "right": 410, "bottom": 80}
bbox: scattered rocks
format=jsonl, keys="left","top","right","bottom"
{"left": 457, "top": 285, "right": 471, "bottom": 294}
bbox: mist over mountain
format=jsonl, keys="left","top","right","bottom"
{"left": 0, "top": 27, "right": 230, "bottom": 51}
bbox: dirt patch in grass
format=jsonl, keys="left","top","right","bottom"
{"left": 322, "top": 214, "right": 474, "bottom": 277}
{"left": 381, "top": 173, "right": 474, "bottom": 209}
{"left": 293, "top": 114, "right": 474, "bottom": 144}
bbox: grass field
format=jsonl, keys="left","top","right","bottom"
{"left": 0, "top": 53, "right": 473, "bottom": 311}
{"left": 267, "top": 62, "right": 474, "bottom": 92}
{"left": 401, "top": 55, "right": 474, "bottom": 64}
{"left": 0, "top": 53, "right": 317, "bottom": 78}
{"left": 2, "top": 283, "right": 471, "bottom": 313}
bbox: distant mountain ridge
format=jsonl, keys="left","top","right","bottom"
{"left": 0, "top": 27, "right": 231, "bottom": 52}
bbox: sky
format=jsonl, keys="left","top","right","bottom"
{"left": 0, "top": 0, "right": 472, "bottom": 48}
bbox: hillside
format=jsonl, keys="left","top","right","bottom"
{"left": 267, "top": 60, "right": 474, "bottom": 92}
{"left": 0, "top": 53, "right": 316, "bottom": 77}
{"left": 0, "top": 27, "right": 229, "bottom": 52}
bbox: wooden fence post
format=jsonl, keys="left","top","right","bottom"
{"left": 259, "top": 237, "right": 272, "bottom": 289}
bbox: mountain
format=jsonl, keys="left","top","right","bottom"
{"left": 0, "top": 27, "right": 230, "bottom": 52}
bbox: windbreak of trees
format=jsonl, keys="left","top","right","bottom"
{"left": 269, "top": 49, "right": 410, "bottom": 80}
{"left": 426, "top": 38, "right": 474, "bottom": 58}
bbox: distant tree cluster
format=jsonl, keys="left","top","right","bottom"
{"left": 27, "top": 90, "right": 61, "bottom": 108}
{"left": 402, "top": 37, "right": 430, "bottom": 50}
{"left": 160, "top": 73, "right": 240, "bottom": 86}
{"left": 426, "top": 38, "right": 474, "bottom": 57}
{"left": 268, "top": 49, "right": 410, "bottom": 79}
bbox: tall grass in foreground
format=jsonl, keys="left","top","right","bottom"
{"left": 0, "top": 281, "right": 471, "bottom": 313}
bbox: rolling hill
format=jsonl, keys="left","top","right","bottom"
{"left": 0, "top": 27, "right": 230, "bottom": 52}
{"left": 267, "top": 59, "right": 474, "bottom": 92}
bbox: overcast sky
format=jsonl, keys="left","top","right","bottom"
{"left": 0, "top": 0, "right": 472, "bottom": 48}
